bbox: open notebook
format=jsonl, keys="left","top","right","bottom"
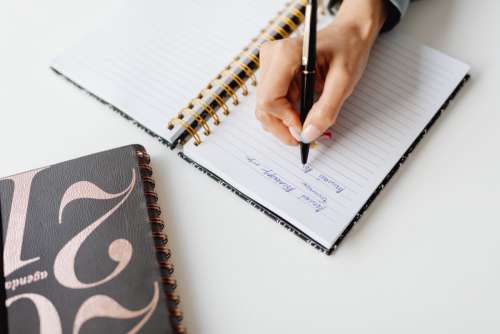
{"left": 51, "top": 0, "right": 470, "bottom": 253}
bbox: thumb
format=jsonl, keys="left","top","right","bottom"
{"left": 300, "top": 70, "right": 351, "bottom": 144}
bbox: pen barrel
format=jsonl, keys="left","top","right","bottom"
{"left": 300, "top": 65, "right": 316, "bottom": 124}
{"left": 306, "top": 0, "right": 318, "bottom": 64}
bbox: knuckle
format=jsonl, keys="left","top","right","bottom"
{"left": 281, "top": 115, "right": 293, "bottom": 127}
{"left": 256, "top": 99, "right": 273, "bottom": 113}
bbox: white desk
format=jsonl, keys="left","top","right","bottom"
{"left": 1, "top": 1, "right": 499, "bottom": 333}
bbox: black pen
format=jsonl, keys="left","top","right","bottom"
{"left": 300, "top": 0, "right": 317, "bottom": 166}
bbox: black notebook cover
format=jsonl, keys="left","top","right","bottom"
{"left": 0, "top": 145, "right": 184, "bottom": 333}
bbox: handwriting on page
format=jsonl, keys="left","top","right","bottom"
{"left": 246, "top": 155, "right": 345, "bottom": 213}
{"left": 185, "top": 30, "right": 470, "bottom": 244}
{"left": 303, "top": 165, "right": 345, "bottom": 194}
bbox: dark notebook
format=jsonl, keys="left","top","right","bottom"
{"left": 0, "top": 145, "right": 184, "bottom": 333}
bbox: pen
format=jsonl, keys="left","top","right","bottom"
{"left": 300, "top": 0, "right": 317, "bottom": 166}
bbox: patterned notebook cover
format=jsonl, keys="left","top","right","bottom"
{"left": 0, "top": 145, "right": 184, "bottom": 333}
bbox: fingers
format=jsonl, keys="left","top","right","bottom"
{"left": 256, "top": 39, "right": 302, "bottom": 143}
{"left": 301, "top": 67, "right": 353, "bottom": 144}
{"left": 258, "top": 40, "right": 299, "bottom": 98}
{"left": 255, "top": 108, "right": 299, "bottom": 146}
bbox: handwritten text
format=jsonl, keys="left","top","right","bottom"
{"left": 316, "top": 174, "right": 345, "bottom": 193}
{"left": 261, "top": 168, "right": 296, "bottom": 193}
{"left": 298, "top": 194, "right": 326, "bottom": 213}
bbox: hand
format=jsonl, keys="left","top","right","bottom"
{"left": 256, "top": 0, "right": 387, "bottom": 145}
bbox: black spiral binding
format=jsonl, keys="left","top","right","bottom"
{"left": 136, "top": 148, "right": 186, "bottom": 334}
{"left": 167, "top": 0, "right": 309, "bottom": 148}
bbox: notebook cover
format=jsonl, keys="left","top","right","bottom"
{"left": 179, "top": 75, "right": 470, "bottom": 254}
{"left": 0, "top": 209, "right": 7, "bottom": 333}
{"left": 0, "top": 145, "right": 184, "bottom": 333}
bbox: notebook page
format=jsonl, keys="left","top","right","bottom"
{"left": 51, "top": 0, "right": 290, "bottom": 144}
{"left": 184, "top": 31, "right": 470, "bottom": 249}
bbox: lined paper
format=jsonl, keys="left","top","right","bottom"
{"left": 51, "top": 1, "right": 469, "bottom": 249}
{"left": 184, "top": 32, "right": 470, "bottom": 249}
{"left": 51, "top": 0, "right": 291, "bottom": 143}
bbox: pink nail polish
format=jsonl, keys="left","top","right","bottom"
{"left": 322, "top": 130, "right": 333, "bottom": 140}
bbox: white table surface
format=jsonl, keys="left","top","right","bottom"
{"left": 1, "top": 1, "right": 499, "bottom": 333}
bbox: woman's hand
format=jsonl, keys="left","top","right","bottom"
{"left": 256, "top": 0, "right": 387, "bottom": 145}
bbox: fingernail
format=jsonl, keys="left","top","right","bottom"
{"left": 321, "top": 130, "right": 333, "bottom": 140}
{"left": 288, "top": 126, "right": 301, "bottom": 142}
{"left": 300, "top": 125, "right": 322, "bottom": 144}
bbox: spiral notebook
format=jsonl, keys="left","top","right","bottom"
{"left": 51, "top": 0, "right": 470, "bottom": 253}
{"left": 0, "top": 145, "right": 184, "bottom": 333}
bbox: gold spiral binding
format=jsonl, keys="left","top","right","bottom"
{"left": 180, "top": 107, "right": 211, "bottom": 135}
{"left": 281, "top": 16, "right": 298, "bottom": 31}
{"left": 270, "top": 24, "right": 289, "bottom": 39}
{"left": 219, "top": 69, "right": 248, "bottom": 96}
{"left": 170, "top": 118, "right": 202, "bottom": 146}
{"left": 166, "top": 1, "right": 307, "bottom": 147}
{"left": 190, "top": 97, "right": 222, "bottom": 122}
{"left": 232, "top": 59, "right": 257, "bottom": 86}
{"left": 198, "top": 89, "right": 228, "bottom": 117}
{"left": 259, "top": 29, "right": 275, "bottom": 42}
{"left": 290, "top": 7, "right": 305, "bottom": 21}
{"left": 135, "top": 147, "right": 185, "bottom": 334}
{"left": 208, "top": 79, "right": 239, "bottom": 105}
{"left": 240, "top": 48, "right": 260, "bottom": 66}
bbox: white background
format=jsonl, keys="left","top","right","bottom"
{"left": 1, "top": 1, "right": 499, "bottom": 333}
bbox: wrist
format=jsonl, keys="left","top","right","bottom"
{"left": 330, "top": 0, "right": 388, "bottom": 41}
